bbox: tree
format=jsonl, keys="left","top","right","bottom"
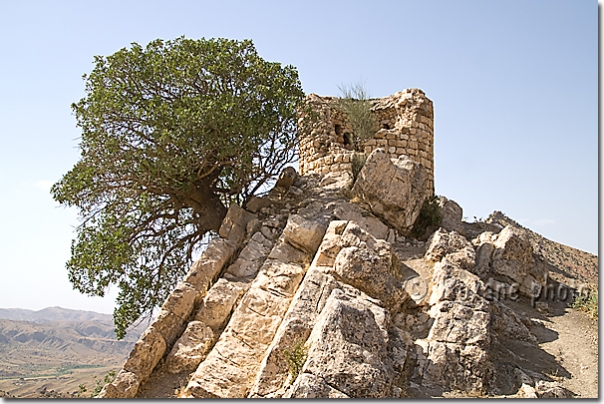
{"left": 51, "top": 37, "right": 306, "bottom": 338}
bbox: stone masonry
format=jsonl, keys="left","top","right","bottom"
{"left": 298, "top": 88, "right": 434, "bottom": 195}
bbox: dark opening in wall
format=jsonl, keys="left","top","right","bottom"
{"left": 334, "top": 124, "right": 343, "bottom": 136}
{"left": 382, "top": 123, "right": 391, "bottom": 130}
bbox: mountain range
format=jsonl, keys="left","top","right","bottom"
{"left": 0, "top": 306, "right": 144, "bottom": 397}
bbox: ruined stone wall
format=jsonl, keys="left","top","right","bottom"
{"left": 298, "top": 88, "right": 434, "bottom": 194}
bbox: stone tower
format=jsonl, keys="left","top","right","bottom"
{"left": 297, "top": 88, "right": 434, "bottom": 194}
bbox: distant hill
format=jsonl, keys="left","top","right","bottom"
{"left": 0, "top": 307, "right": 145, "bottom": 384}
{"left": 487, "top": 211, "right": 598, "bottom": 285}
{"left": 0, "top": 307, "right": 114, "bottom": 324}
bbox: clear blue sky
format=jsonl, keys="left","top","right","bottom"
{"left": 0, "top": 0, "right": 598, "bottom": 314}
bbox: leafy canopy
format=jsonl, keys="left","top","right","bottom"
{"left": 51, "top": 37, "right": 306, "bottom": 338}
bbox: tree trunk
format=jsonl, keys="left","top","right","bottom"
{"left": 189, "top": 181, "right": 227, "bottom": 233}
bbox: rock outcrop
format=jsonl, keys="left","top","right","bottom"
{"left": 352, "top": 149, "right": 431, "bottom": 235}
{"left": 100, "top": 161, "right": 595, "bottom": 399}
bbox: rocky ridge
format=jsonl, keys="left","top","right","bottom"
{"left": 99, "top": 149, "right": 597, "bottom": 398}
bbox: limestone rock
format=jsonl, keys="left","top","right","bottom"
{"left": 425, "top": 228, "right": 475, "bottom": 270}
{"left": 328, "top": 222, "right": 407, "bottom": 310}
{"left": 285, "top": 373, "right": 349, "bottom": 398}
{"left": 474, "top": 240, "right": 495, "bottom": 277}
{"left": 333, "top": 201, "right": 388, "bottom": 240}
{"left": 185, "top": 234, "right": 311, "bottom": 398}
{"left": 429, "top": 261, "right": 488, "bottom": 310}
{"left": 438, "top": 196, "right": 464, "bottom": 234}
{"left": 245, "top": 195, "right": 273, "bottom": 213}
{"left": 428, "top": 301, "right": 491, "bottom": 346}
{"left": 352, "top": 149, "right": 431, "bottom": 234}
{"left": 218, "top": 203, "right": 256, "bottom": 245}
{"left": 491, "top": 226, "right": 548, "bottom": 296}
{"left": 248, "top": 221, "right": 348, "bottom": 398}
{"left": 98, "top": 370, "right": 140, "bottom": 398}
{"left": 282, "top": 214, "right": 327, "bottom": 254}
{"left": 249, "top": 268, "right": 340, "bottom": 398}
{"left": 183, "top": 237, "right": 236, "bottom": 296}
{"left": 319, "top": 170, "right": 353, "bottom": 191}
{"left": 164, "top": 321, "right": 214, "bottom": 374}
{"left": 122, "top": 326, "right": 166, "bottom": 380}
{"left": 314, "top": 220, "right": 348, "bottom": 267}
{"left": 274, "top": 166, "right": 298, "bottom": 191}
{"left": 422, "top": 260, "right": 493, "bottom": 394}
{"left": 260, "top": 225, "right": 279, "bottom": 240}
{"left": 225, "top": 232, "right": 273, "bottom": 278}
{"left": 194, "top": 278, "right": 247, "bottom": 331}
{"left": 421, "top": 341, "right": 491, "bottom": 394}
{"left": 535, "top": 380, "right": 574, "bottom": 398}
{"left": 302, "top": 289, "right": 396, "bottom": 398}
{"left": 152, "top": 282, "right": 198, "bottom": 347}
{"left": 490, "top": 301, "right": 536, "bottom": 343}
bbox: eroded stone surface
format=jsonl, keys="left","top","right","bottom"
{"left": 282, "top": 214, "right": 327, "bottom": 254}
{"left": 98, "top": 370, "right": 140, "bottom": 398}
{"left": 185, "top": 230, "right": 316, "bottom": 398}
{"left": 164, "top": 321, "right": 214, "bottom": 374}
{"left": 490, "top": 226, "right": 548, "bottom": 296}
{"left": 352, "top": 149, "right": 431, "bottom": 235}
{"left": 328, "top": 222, "right": 407, "bottom": 310}
{"left": 285, "top": 373, "right": 349, "bottom": 398}
{"left": 438, "top": 196, "right": 464, "bottom": 234}
{"left": 301, "top": 289, "right": 397, "bottom": 398}
{"left": 218, "top": 203, "right": 256, "bottom": 245}
{"left": 225, "top": 232, "right": 273, "bottom": 279}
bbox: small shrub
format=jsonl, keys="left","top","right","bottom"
{"left": 336, "top": 81, "right": 378, "bottom": 151}
{"left": 410, "top": 195, "right": 443, "bottom": 240}
{"left": 351, "top": 153, "right": 367, "bottom": 184}
{"left": 571, "top": 290, "right": 598, "bottom": 319}
{"left": 76, "top": 384, "right": 87, "bottom": 398}
{"left": 283, "top": 339, "right": 308, "bottom": 384}
{"left": 91, "top": 370, "right": 116, "bottom": 397}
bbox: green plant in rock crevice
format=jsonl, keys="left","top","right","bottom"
{"left": 351, "top": 153, "right": 367, "bottom": 184}
{"left": 410, "top": 195, "right": 443, "bottom": 240}
{"left": 283, "top": 339, "right": 308, "bottom": 384}
{"left": 335, "top": 81, "right": 378, "bottom": 151}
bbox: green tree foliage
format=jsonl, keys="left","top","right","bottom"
{"left": 335, "top": 81, "right": 377, "bottom": 150}
{"left": 51, "top": 37, "right": 305, "bottom": 338}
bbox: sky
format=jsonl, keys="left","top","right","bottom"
{"left": 0, "top": 0, "right": 598, "bottom": 314}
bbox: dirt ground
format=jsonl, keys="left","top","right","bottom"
{"left": 502, "top": 295, "right": 598, "bottom": 398}
{"left": 0, "top": 365, "right": 120, "bottom": 398}
{"left": 538, "top": 307, "right": 598, "bottom": 397}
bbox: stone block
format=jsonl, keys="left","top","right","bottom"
{"left": 282, "top": 214, "right": 327, "bottom": 254}
{"left": 225, "top": 232, "right": 273, "bottom": 278}
{"left": 303, "top": 289, "right": 395, "bottom": 398}
{"left": 184, "top": 238, "right": 235, "bottom": 293}
{"left": 219, "top": 203, "right": 256, "bottom": 245}
{"left": 352, "top": 149, "right": 431, "bottom": 234}
{"left": 246, "top": 196, "right": 272, "bottom": 213}
{"left": 164, "top": 321, "right": 214, "bottom": 374}
{"left": 98, "top": 370, "right": 140, "bottom": 398}
{"left": 122, "top": 326, "right": 167, "bottom": 380}
{"left": 195, "top": 278, "right": 247, "bottom": 330}
{"left": 286, "top": 373, "right": 349, "bottom": 398}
